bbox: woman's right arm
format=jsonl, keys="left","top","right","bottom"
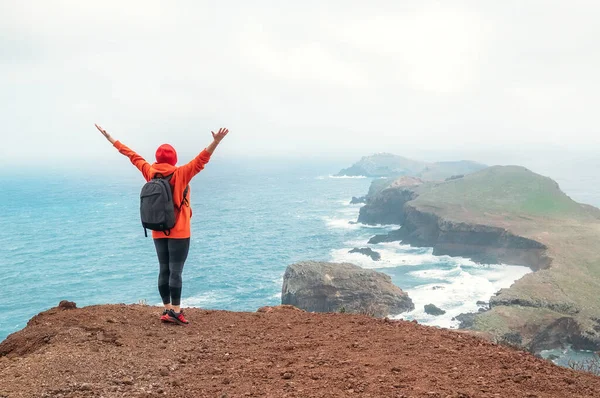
{"left": 95, "top": 123, "right": 152, "bottom": 180}
{"left": 177, "top": 127, "right": 229, "bottom": 184}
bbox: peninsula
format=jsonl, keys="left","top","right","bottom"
{"left": 359, "top": 165, "right": 600, "bottom": 352}
{"left": 336, "top": 152, "right": 486, "bottom": 180}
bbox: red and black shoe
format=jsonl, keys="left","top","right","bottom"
{"left": 160, "top": 309, "right": 174, "bottom": 323}
{"left": 167, "top": 309, "right": 189, "bottom": 325}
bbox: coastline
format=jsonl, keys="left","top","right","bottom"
{"left": 356, "top": 167, "right": 600, "bottom": 353}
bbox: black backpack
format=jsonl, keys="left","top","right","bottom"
{"left": 139, "top": 173, "right": 189, "bottom": 237}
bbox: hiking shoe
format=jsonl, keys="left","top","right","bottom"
{"left": 160, "top": 309, "right": 173, "bottom": 323}
{"left": 167, "top": 309, "right": 189, "bottom": 325}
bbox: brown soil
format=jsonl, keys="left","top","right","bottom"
{"left": 2, "top": 304, "right": 600, "bottom": 398}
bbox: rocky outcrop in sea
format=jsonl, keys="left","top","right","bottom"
{"left": 281, "top": 261, "right": 414, "bottom": 317}
{"left": 348, "top": 247, "right": 381, "bottom": 261}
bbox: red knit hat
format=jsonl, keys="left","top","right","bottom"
{"left": 155, "top": 144, "right": 178, "bottom": 166}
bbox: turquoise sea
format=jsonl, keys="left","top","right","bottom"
{"left": 2, "top": 153, "right": 600, "bottom": 365}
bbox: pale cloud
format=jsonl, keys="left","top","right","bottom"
{"left": 2, "top": 1, "right": 600, "bottom": 164}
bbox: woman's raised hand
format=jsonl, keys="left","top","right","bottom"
{"left": 211, "top": 128, "right": 229, "bottom": 143}
{"left": 95, "top": 123, "right": 116, "bottom": 145}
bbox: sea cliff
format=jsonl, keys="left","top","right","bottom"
{"left": 358, "top": 166, "right": 600, "bottom": 352}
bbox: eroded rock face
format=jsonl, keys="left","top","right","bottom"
{"left": 529, "top": 317, "right": 598, "bottom": 352}
{"left": 281, "top": 261, "right": 414, "bottom": 317}
{"left": 358, "top": 187, "right": 418, "bottom": 225}
{"left": 370, "top": 204, "right": 552, "bottom": 271}
{"left": 453, "top": 313, "right": 477, "bottom": 329}
{"left": 368, "top": 229, "right": 404, "bottom": 244}
{"left": 353, "top": 166, "right": 600, "bottom": 352}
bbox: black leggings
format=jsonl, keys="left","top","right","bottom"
{"left": 153, "top": 238, "right": 190, "bottom": 306}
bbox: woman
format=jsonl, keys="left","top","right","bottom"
{"left": 94, "top": 123, "right": 229, "bottom": 325}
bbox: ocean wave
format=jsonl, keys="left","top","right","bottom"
{"left": 329, "top": 246, "right": 446, "bottom": 268}
{"left": 323, "top": 217, "right": 361, "bottom": 230}
{"left": 329, "top": 235, "right": 532, "bottom": 329}
{"left": 337, "top": 199, "right": 363, "bottom": 207}
{"left": 323, "top": 216, "right": 402, "bottom": 232}
{"left": 180, "top": 292, "right": 226, "bottom": 308}
{"left": 327, "top": 175, "right": 368, "bottom": 179}
{"left": 342, "top": 238, "right": 372, "bottom": 247}
{"left": 395, "top": 264, "right": 532, "bottom": 328}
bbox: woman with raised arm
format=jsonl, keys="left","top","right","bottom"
{"left": 94, "top": 124, "right": 229, "bottom": 325}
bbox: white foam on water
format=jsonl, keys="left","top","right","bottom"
{"left": 330, "top": 245, "right": 445, "bottom": 269}
{"left": 337, "top": 200, "right": 363, "bottom": 206}
{"left": 327, "top": 199, "right": 402, "bottom": 233}
{"left": 342, "top": 238, "right": 372, "bottom": 247}
{"left": 324, "top": 191, "right": 531, "bottom": 331}
{"left": 323, "top": 216, "right": 402, "bottom": 232}
{"left": 539, "top": 346, "right": 599, "bottom": 367}
{"left": 337, "top": 207, "right": 363, "bottom": 218}
{"left": 323, "top": 217, "right": 362, "bottom": 230}
{"left": 328, "top": 175, "right": 368, "bottom": 179}
{"left": 395, "top": 263, "right": 532, "bottom": 328}
{"left": 181, "top": 292, "right": 225, "bottom": 308}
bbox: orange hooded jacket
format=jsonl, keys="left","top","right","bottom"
{"left": 114, "top": 141, "right": 211, "bottom": 239}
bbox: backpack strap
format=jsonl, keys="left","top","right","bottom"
{"left": 153, "top": 173, "right": 174, "bottom": 180}
{"left": 155, "top": 172, "right": 188, "bottom": 209}
{"left": 180, "top": 185, "right": 190, "bottom": 208}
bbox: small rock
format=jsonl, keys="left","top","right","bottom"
{"left": 349, "top": 247, "right": 382, "bottom": 261}
{"left": 159, "top": 368, "right": 169, "bottom": 376}
{"left": 282, "top": 372, "right": 293, "bottom": 380}
{"left": 512, "top": 374, "right": 531, "bottom": 383}
{"left": 121, "top": 377, "right": 134, "bottom": 385}
{"left": 424, "top": 304, "right": 446, "bottom": 316}
{"left": 58, "top": 300, "right": 77, "bottom": 309}
{"left": 79, "top": 383, "right": 92, "bottom": 391}
{"left": 350, "top": 196, "right": 366, "bottom": 204}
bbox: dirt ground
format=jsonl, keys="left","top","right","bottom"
{"left": 1, "top": 303, "right": 600, "bottom": 398}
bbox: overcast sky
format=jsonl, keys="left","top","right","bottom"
{"left": 2, "top": 1, "right": 599, "bottom": 165}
